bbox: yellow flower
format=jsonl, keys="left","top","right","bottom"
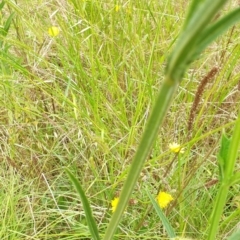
{"left": 48, "top": 26, "right": 60, "bottom": 37}
{"left": 169, "top": 142, "right": 184, "bottom": 153}
{"left": 111, "top": 197, "right": 119, "bottom": 212}
{"left": 115, "top": 5, "right": 120, "bottom": 12}
{"left": 157, "top": 191, "right": 173, "bottom": 209}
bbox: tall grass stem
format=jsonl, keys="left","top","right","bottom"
{"left": 103, "top": 79, "right": 178, "bottom": 240}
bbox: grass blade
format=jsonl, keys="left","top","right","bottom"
{"left": 147, "top": 190, "right": 176, "bottom": 238}
{"left": 4, "top": 12, "right": 15, "bottom": 31}
{"left": 208, "top": 113, "right": 240, "bottom": 240}
{"left": 192, "top": 8, "right": 240, "bottom": 61}
{"left": 224, "top": 114, "right": 240, "bottom": 178}
{"left": 0, "top": 1, "right": 5, "bottom": 10}
{"left": 166, "top": 0, "right": 228, "bottom": 81}
{"left": 217, "top": 131, "right": 231, "bottom": 181}
{"left": 65, "top": 169, "right": 100, "bottom": 240}
{"left": 183, "top": 0, "right": 205, "bottom": 30}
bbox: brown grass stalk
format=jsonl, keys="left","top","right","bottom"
{"left": 188, "top": 67, "right": 219, "bottom": 135}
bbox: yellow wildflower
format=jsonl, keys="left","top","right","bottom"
{"left": 169, "top": 142, "right": 184, "bottom": 153}
{"left": 157, "top": 191, "right": 173, "bottom": 209}
{"left": 115, "top": 5, "right": 120, "bottom": 12}
{"left": 111, "top": 197, "right": 119, "bottom": 212}
{"left": 48, "top": 26, "right": 60, "bottom": 37}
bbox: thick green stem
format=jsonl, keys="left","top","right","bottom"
{"left": 207, "top": 184, "right": 229, "bottom": 240}
{"left": 208, "top": 114, "right": 240, "bottom": 240}
{"left": 103, "top": 78, "right": 178, "bottom": 240}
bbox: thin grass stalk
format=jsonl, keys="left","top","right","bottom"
{"left": 103, "top": 79, "right": 178, "bottom": 240}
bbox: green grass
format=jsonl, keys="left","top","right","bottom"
{"left": 0, "top": 0, "right": 240, "bottom": 239}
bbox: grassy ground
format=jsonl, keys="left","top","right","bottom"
{"left": 0, "top": 0, "right": 240, "bottom": 239}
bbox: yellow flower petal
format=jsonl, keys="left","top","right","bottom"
{"left": 169, "top": 142, "right": 184, "bottom": 153}
{"left": 48, "top": 26, "right": 60, "bottom": 37}
{"left": 157, "top": 191, "right": 173, "bottom": 209}
{"left": 111, "top": 197, "right": 119, "bottom": 212}
{"left": 115, "top": 5, "right": 120, "bottom": 12}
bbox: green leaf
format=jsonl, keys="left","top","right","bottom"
{"left": 227, "top": 230, "right": 240, "bottom": 240}
{"left": 225, "top": 114, "right": 240, "bottom": 178}
{"left": 217, "top": 131, "right": 231, "bottom": 181}
{"left": 208, "top": 114, "right": 240, "bottom": 240}
{"left": 0, "top": 1, "right": 5, "bottom": 10}
{"left": 2, "top": 12, "right": 15, "bottom": 37}
{"left": 191, "top": 7, "right": 240, "bottom": 61}
{"left": 166, "top": 0, "right": 228, "bottom": 81}
{"left": 65, "top": 169, "right": 100, "bottom": 240}
{"left": 183, "top": 0, "right": 206, "bottom": 31}
{"left": 147, "top": 190, "right": 176, "bottom": 238}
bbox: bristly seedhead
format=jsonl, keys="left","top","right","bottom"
{"left": 187, "top": 67, "right": 218, "bottom": 136}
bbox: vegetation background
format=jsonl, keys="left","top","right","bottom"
{"left": 0, "top": 0, "right": 239, "bottom": 239}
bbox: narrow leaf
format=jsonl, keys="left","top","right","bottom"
{"left": 207, "top": 114, "right": 240, "bottom": 240}
{"left": 3, "top": 13, "right": 15, "bottom": 37}
{"left": 183, "top": 0, "right": 206, "bottom": 30}
{"left": 65, "top": 169, "right": 100, "bottom": 240}
{"left": 225, "top": 113, "right": 240, "bottom": 178}
{"left": 217, "top": 131, "right": 231, "bottom": 181}
{"left": 192, "top": 8, "right": 240, "bottom": 61}
{"left": 147, "top": 190, "right": 176, "bottom": 238}
{"left": 0, "top": 1, "right": 5, "bottom": 10}
{"left": 166, "top": 0, "right": 228, "bottom": 81}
